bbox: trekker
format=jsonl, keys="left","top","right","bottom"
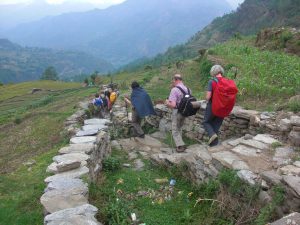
{"left": 165, "top": 74, "right": 188, "bottom": 152}
{"left": 92, "top": 93, "right": 104, "bottom": 118}
{"left": 203, "top": 65, "right": 225, "bottom": 147}
{"left": 108, "top": 88, "right": 117, "bottom": 109}
{"left": 124, "top": 81, "right": 156, "bottom": 138}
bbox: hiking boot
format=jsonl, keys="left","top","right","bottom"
{"left": 208, "top": 134, "right": 218, "bottom": 145}
{"left": 176, "top": 145, "right": 186, "bottom": 153}
{"left": 139, "top": 134, "right": 145, "bottom": 138}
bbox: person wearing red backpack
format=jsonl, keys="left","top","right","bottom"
{"left": 203, "top": 65, "right": 238, "bottom": 147}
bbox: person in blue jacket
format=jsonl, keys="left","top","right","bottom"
{"left": 124, "top": 81, "right": 156, "bottom": 138}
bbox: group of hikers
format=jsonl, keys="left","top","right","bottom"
{"left": 92, "top": 87, "right": 118, "bottom": 118}
{"left": 92, "top": 64, "right": 238, "bottom": 152}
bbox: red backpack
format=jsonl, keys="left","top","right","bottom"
{"left": 211, "top": 77, "right": 238, "bottom": 118}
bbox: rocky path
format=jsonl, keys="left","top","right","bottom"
{"left": 40, "top": 99, "right": 300, "bottom": 224}
{"left": 41, "top": 115, "right": 110, "bottom": 225}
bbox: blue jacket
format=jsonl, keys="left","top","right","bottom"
{"left": 131, "top": 87, "right": 156, "bottom": 118}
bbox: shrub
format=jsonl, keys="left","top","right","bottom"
{"left": 103, "top": 156, "right": 121, "bottom": 172}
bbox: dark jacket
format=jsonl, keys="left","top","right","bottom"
{"left": 131, "top": 87, "right": 156, "bottom": 118}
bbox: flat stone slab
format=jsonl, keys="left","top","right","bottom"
{"left": 47, "top": 160, "right": 82, "bottom": 174}
{"left": 76, "top": 129, "right": 99, "bottom": 137}
{"left": 150, "top": 131, "right": 167, "bottom": 140}
{"left": 82, "top": 124, "right": 108, "bottom": 131}
{"left": 186, "top": 144, "right": 212, "bottom": 162}
{"left": 70, "top": 136, "right": 97, "bottom": 144}
{"left": 261, "top": 171, "right": 282, "bottom": 185}
{"left": 135, "top": 135, "right": 163, "bottom": 148}
{"left": 59, "top": 144, "right": 95, "bottom": 154}
{"left": 237, "top": 170, "right": 258, "bottom": 185}
{"left": 294, "top": 161, "right": 300, "bottom": 168}
{"left": 274, "top": 147, "right": 294, "bottom": 158}
{"left": 270, "top": 212, "right": 300, "bottom": 225}
{"left": 45, "top": 178, "right": 88, "bottom": 193}
{"left": 232, "top": 160, "right": 249, "bottom": 170}
{"left": 45, "top": 166, "right": 89, "bottom": 183}
{"left": 84, "top": 118, "right": 110, "bottom": 125}
{"left": 133, "top": 159, "right": 145, "bottom": 171}
{"left": 212, "top": 151, "right": 242, "bottom": 169}
{"left": 45, "top": 204, "right": 101, "bottom": 225}
{"left": 53, "top": 153, "right": 89, "bottom": 164}
{"left": 227, "top": 137, "right": 244, "bottom": 147}
{"left": 283, "top": 176, "right": 300, "bottom": 197}
{"left": 253, "top": 134, "right": 279, "bottom": 145}
{"left": 240, "top": 139, "right": 269, "bottom": 150}
{"left": 40, "top": 189, "right": 88, "bottom": 214}
{"left": 231, "top": 145, "right": 259, "bottom": 157}
{"left": 279, "top": 165, "right": 300, "bottom": 176}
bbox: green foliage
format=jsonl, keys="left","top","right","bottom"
{"left": 40, "top": 66, "right": 59, "bottom": 81}
{"left": 287, "top": 100, "right": 300, "bottom": 113}
{"left": 103, "top": 157, "right": 121, "bottom": 172}
{"left": 14, "top": 116, "right": 22, "bottom": 124}
{"left": 26, "top": 95, "right": 54, "bottom": 109}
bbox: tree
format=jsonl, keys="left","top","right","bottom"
{"left": 41, "top": 66, "right": 59, "bottom": 81}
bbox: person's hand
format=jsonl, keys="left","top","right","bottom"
{"left": 165, "top": 99, "right": 169, "bottom": 106}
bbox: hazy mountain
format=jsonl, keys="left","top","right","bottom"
{"left": 3, "top": 0, "right": 232, "bottom": 66}
{"left": 119, "top": 0, "right": 300, "bottom": 71}
{"left": 0, "top": 39, "right": 113, "bottom": 84}
{"left": 0, "top": 0, "right": 121, "bottom": 30}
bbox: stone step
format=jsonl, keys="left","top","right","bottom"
{"left": 70, "top": 136, "right": 97, "bottom": 144}
{"left": 44, "top": 204, "right": 101, "bottom": 225}
{"left": 59, "top": 144, "right": 95, "bottom": 155}
{"left": 45, "top": 166, "right": 89, "bottom": 183}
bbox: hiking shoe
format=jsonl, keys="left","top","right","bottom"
{"left": 139, "top": 134, "right": 145, "bottom": 138}
{"left": 208, "top": 134, "right": 218, "bottom": 145}
{"left": 176, "top": 145, "right": 186, "bottom": 153}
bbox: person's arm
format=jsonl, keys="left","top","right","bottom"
{"left": 206, "top": 91, "right": 212, "bottom": 101}
{"left": 124, "top": 96, "right": 132, "bottom": 105}
{"left": 165, "top": 99, "right": 176, "bottom": 108}
{"left": 165, "top": 88, "right": 177, "bottom": 109}
{"left": 206, "top": 80, "right": 213, "bottom": 101}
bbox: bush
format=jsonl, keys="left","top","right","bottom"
{"left": 103, "top": 156, "right": 121, "bottom": 172}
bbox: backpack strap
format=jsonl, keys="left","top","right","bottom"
{"left": 176, "top": 86, "right": 190, "bottom": 95}
{"left": 212, "top": 77, "right": 219, "bottom": 83}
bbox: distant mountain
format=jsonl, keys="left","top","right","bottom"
{"left": 184, "top": 0, "right": 300, "bottom": 55}
{"left": 0, "top": 39, "right": 113, "bottom": 84}
{"left": 3, "top": 0, "right": 232, "bottom": 66}
{"left": 128, "top": 0, "right": 300, "bottom": 69}
{"left": 0, "top": 0, "right": 122, "bottom": 30}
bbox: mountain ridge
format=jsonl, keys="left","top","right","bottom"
{"left": 0, "top": 39, "right": 113, "bottom": 84}
{"left": 3, "top": 0, "right": 232, "bottom": 66}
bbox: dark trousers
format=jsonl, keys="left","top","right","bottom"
{"left": 203, "top": 102, "right": 223, "bottom": 145}
{"left": 131, "top": 108, "right": 144, "bottom": 137}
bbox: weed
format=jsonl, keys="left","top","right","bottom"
{"left": 103, "top": 157, "right": 121, "bottom": 172}
{"left": 271, "top": 142, "right": 283, "bottom": 149}
{"left": 287, "top": 100, "right": 300, "bottom": 113}
{"left": 14, "top": 116, "right": 22, "bottom": 124}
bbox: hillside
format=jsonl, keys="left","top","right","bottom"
{"left": 0, "top": 39, "right": 113, "bottom": 84}
{"left": 3, "top": 0, "right": 232, "bottom": 66}
{"left": 131, "top": 0, "right": 300, "bottom": 69}
{"left": 105, "top": 36, "right": 300, "bottom": 112}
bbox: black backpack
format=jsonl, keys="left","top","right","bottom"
{"left": 176, "top": 86, "right": 198, "bottom": 117}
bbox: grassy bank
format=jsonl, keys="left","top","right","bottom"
{"left": 0, "top": 81, "right": 97, "bottom": 224}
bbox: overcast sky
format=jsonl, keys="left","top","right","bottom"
{"left": 0, "top": 0, "right": 244, "bottom": 8}
{"left": 0, "top": 0, "right": 126, "bottom": 5}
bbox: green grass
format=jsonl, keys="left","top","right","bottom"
{"left": 211, "top": 38, "right": 300, "bottom": 110}
{"left": 0, "top": 81, "right": 98, "bottom": 224}
{"left": 90, "top": 148, "right": 281, "bottom": 225}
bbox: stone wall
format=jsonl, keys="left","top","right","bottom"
{"left": 41, "top": 101, "right": 112, "bottom": 225}
{"left": 151, "top": 102, "right": 300, "bottom": 147}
